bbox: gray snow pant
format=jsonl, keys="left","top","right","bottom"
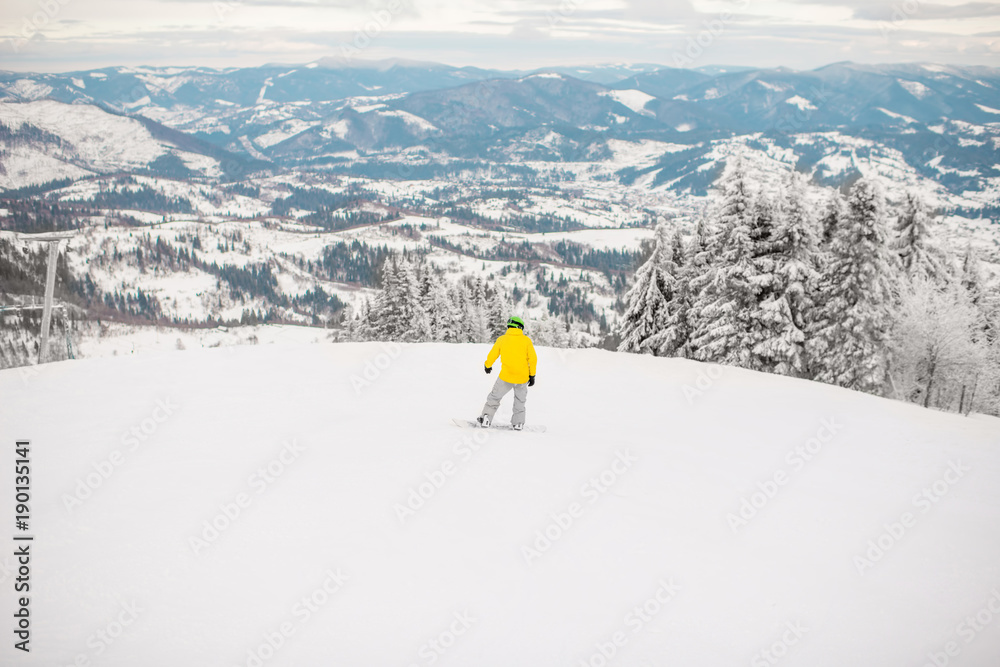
{"left": 481, "top": 378, "right": 528, "bottom": 426}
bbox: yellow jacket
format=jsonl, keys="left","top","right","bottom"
{"left": 485, "top": 328, "right": 537, "bottom": 385}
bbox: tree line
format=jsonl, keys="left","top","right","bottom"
{"left": 618, "top": 159, "right": 1000, "bottom": 415}
{"left": 350, "top": 253, "right": 584, "bottom": 347}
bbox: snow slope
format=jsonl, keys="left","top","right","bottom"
{"left": 601, "top": 90, "right": 656, "bottom": 115}
{"left": 0, "top": 101, "right": 234, "bottom": 189}
{"left": 1, "top": 343, "right": 999, "bottom": 667}
{"left": 0, "top": 100, "right": 167, "bottom": 173}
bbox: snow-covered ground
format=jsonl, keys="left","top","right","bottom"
{"left": 73, "top": 322, "right": 333, "bottom": 359}
{"left": 1, "top": 343, "right": 998, "bottom": 666}
{"left": 0, "top": 100, "right": 168, "bottom": 175}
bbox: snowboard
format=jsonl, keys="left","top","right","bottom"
{"left": 452, "top": 418, "right": 546, "bottom": 433}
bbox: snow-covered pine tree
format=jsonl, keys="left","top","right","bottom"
{"left": 348, "top": 299, "right": 370, "bottom": 341}
{"left": 818, "top": 189, "right": 847, "bottom": 247}
{"left": 470, "top": 278, "right": 490, "bottom": 343}
{"left": 959, "top": 243, "right": 987, "bottom": 311}
{"left": 617, "top": 222, "right": 680, "bottom": 355}
{"left": 978, "top": 332, "right": 1000, "bottom": 416}
{"left": 451, "top": 284, "right": 473, "bottom": 343}
{"left": 407, "top": 260, "right": 432, "bottom": 342}
{"left": 756, "top": 172, "right": 821, "bottom": 376}
{"left": 367, "top": 254, "right": 424, "bottom": 341}
{"left": 646, "top": 229, "right": 692, "bottom": 357}
{"left": 743, "top": 186, "right": 811, "bottom": 375}
{"left": 417, "top": 271, "right": 442, "bottom": 341}
{"left": 364, "top": 259, "right": 399, "bottom": 340}
{"left": 487, "top": 284, "right": 509, "bottom": 339}
{"left": 689, "top": 217, "right": 712, "bottom": 269}
{"left": 893, "top": 190, "right": 948, "bottom": 283}
{"left": 807, "top": 178, "right": 897, "bottom": 394}
{"left": 681, "top": 217, "right": 712, "bottom": 354}
{"left": 749, "top": 189, "right": 777, "bottom": 254}
{"left": 957, "top": 243, "right": 1000, "bottom": 397}
{"left": 687, "top": 159, "right": 766, "bottom": 368}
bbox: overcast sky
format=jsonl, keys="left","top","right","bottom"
{"left": 2, "top": 0, "right": 999, "bottom": 72}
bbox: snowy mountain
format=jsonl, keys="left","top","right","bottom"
{"left": 0, "top": 60, "right": 519, "bottom": 108}
{"left": 0, "top": 99, "right": 267, "bottom": 191}
{"left": 1, "top": 342, "right": 998, "bottom": 666}
{"left": 3, "top": 60, "right": 998, "bottom": 200}
{"left": 631, "top": 62, "right": 1000, "bottom": 131}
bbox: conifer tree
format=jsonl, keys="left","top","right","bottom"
{"left": 487, "top": 285, "right": 510, "bottom": 339}
{"left": 818, "top": 189, "right": 847, "bottom": 247}
{"left": 366, "top": 254, "right": 423, "bottom": 341}
{"left": 687, "top": 159, "right": 764, "bottom": 368}
{"left": 689, "top": 217, "right": 712, "bottom": 269}
{"left": 893, "top": 190, "right": 948, "bottom": 283}
{"left": 470, "top": 278, "right": 490, "bottom": 343}
{"left": 959, "top": 243, "right": 986, "bottom": 310}
{"left": 452, "top": 285, "right": 473, "bottom": 343}
{"left": 407, "top": 260, "right": 432, "bottom": 342}
{"left": 646, "top": 229, "right": 691, "bottom": 357}
{"left": 617, "top": 222, "right": 679, "bottom": 355}
{"left": 807, "top": 178, "right": 896, "bottom": 393}
{"left": 757, "top": 172, "right": 821, "bottom": 376}
{"left": 417, "top": 271, "right": 442, "bottom": 341}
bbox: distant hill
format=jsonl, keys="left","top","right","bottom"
{"left": 2, "top": 60, "right": 999, "bottom": 205}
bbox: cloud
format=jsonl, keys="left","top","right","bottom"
{"left": 2, "top": 0, "right": 999, "bottom": 72}
{"left": 798, "top": 0, "right": 1000, "bottom": 21}
{"left": 157, "top": 0, "right": 364, "bottom": 6}
{"left": 856, "top": 2, "right": 1000, "bottom": 21}
{"left": 5, "top": 19, "right": 1000, "bottom": 73}
{"left": 506, "top": 18, "right": 550, "bottom": 40}
{"left": 622, "top": 0, "right": 700, "bottom": 23}
{"left": 153, "top": 0, "right": 422, "bottom": 19}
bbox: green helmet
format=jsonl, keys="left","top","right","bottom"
{"left": 506, "top": 316, "right": 525, "bottom": 330}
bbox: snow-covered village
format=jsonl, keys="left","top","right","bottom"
{"left": 2, "top": 1, "right": 1000, "bottom": 665}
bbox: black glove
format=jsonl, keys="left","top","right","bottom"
{"left": 485, "top": 366, "right": 492, "bottom": 375}
{"left": 528, "top": 375, "right": 535, "bottom": 387}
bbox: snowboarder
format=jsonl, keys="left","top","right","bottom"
{"left": 478, "top": 316, "right": 537, "bottom": 431}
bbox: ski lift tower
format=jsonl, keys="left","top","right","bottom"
{"left": 16, "top": 230, "right": 77, "bottom": 364}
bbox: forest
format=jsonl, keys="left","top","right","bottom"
{"left": 617, "top": 160, "right": 1000, "bottom": 415}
